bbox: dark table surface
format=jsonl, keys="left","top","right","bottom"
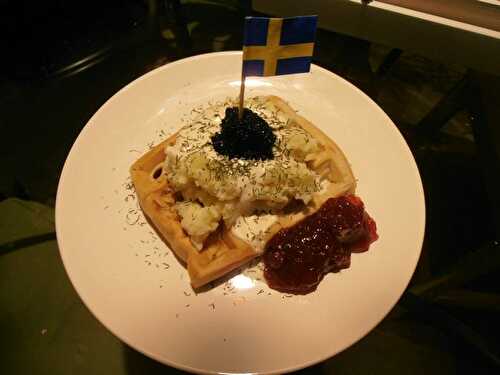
{"left": 380, "top": 0, "right": 500, "bottom": 32}
{"left": 1, "top": 1, "right": 499, "bottom": 374}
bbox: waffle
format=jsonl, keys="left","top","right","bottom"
{"left": 130, "top": 95, "right": 356, "bottom": 288}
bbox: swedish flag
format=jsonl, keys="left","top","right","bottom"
{"left": 243, "top": 16, "right": 318, "bottom": 77}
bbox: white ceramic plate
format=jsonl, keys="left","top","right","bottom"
{"left": 56, "top": 51, "right": 425, "bottom": 374}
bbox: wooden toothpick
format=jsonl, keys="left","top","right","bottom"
{"left": 238, "top": 70, "right": 246, "bottom": 121}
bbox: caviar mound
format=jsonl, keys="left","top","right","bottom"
{"left": 211, "top": 107, "right": 276, "bottom": 160}
{"left": 263, "top": 195, "right": 378, "bottom": 294}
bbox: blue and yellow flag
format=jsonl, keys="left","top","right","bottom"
{"left": 242, "top": 16, "right": 318, "bottom": 77}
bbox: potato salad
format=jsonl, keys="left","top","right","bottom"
{"left": 164, "top": 97, "right": 324, "bottom": 250}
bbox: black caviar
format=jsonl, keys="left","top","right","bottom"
{"left": 211, "top": 107, "right": 276, "bottom": 160}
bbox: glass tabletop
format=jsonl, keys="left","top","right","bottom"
{"left": 1, "top": 1, "right": 499, "bottom": 374}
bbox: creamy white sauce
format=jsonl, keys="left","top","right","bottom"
{"left": 231, "top": 214, "right": 278, "bottom": 253}
{"left": 163, "top": 97, "right": 326, "bottom": 249}
{"left": 319, "top": 179, "right": 331, "bottom": 194}
{"left": 165, "top": 98, "right": 321, "bottom": 205}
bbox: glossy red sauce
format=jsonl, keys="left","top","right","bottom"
{"left": 263, "top": 195, "right": 378, "bottom": 294}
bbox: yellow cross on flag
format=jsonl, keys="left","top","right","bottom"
{"left": 242, "top": 16, "right": 318, "bottom": 77}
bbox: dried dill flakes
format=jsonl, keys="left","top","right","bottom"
{"left": 126, "top": 97, "right": 321, "bottom": 288}
{"left": 157, "top": 129, "right": 168, "bottom": 139}
{"left": 124, "top": 194, "right": 135, "bottom": 202}
{"left": 183, "top": 291, "right": 191, "bottom": 296}
{"left": 208, "top": 303, "right": 216, "bottom": 310}
{"left": 123, "top": 182, "right": 135, "bottom": 193}
{"left": 126, "top": 209, "right": 140, "bottom": 225}
{"left": 185, "top": 304, "right": 190, "bottom": 308}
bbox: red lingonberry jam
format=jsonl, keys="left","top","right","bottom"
{"left": 263, "top": 195, "right": 378, "bottom": 294}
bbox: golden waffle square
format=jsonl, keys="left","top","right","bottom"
{"left": 130, "top": 95, "right": 356, "bottom": 288}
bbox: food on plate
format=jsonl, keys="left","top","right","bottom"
{"left": 264, "top": 195, "right": 378, "bottom": 294}
{"left": 130, "top": 95, "right": 377, "bottom": 291}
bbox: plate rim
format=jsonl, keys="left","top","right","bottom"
{"left": 55, "top": 51, "right": 426, "bottom": 375}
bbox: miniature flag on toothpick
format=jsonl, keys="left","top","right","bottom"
{"left": 243, "top": 16, "right": 318, "bottom": 76}
{"left": 238, "top": 15, "right": 318, "bottom": 118}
